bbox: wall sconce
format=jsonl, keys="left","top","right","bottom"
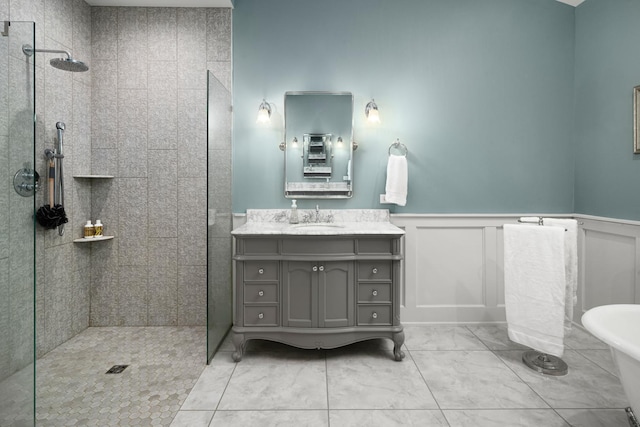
{"left": 365, "top": 99, "right": 380, "bottom": 124}
{"left": 279, "top": 137, "right": 297, "bottom": 151}
{"left": 337, "top": 137, "right": 343, "bottom": 147}
{"left": 256, "top": 99, "right": 272, "bottom": 124}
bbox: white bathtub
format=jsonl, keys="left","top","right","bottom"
{"left": 582, "top": 304, "right": 640, "bottom": 420}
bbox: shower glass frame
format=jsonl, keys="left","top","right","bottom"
{"left": 0, "top": 20, "right": 37, "bottom": 427}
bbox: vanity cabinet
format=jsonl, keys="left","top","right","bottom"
{"left": 232, "top": 235, "right": 404, "bottom": 362}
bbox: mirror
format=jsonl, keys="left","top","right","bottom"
{"left": 284, "top": 91, "right": 353, "bottom": 198}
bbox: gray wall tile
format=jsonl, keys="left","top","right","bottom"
{"left": 148, "top": 8, "right": 177, "bottom": 61}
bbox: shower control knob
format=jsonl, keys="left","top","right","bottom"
{"left": 258, "top": 290, "right": 264, "bottom": 297}
{"left": 372, "top": 290, "right": 378, "bottom": 297}
{"left": 258, "top": 268, "right": 264, "bottom": 275}
{"left": 372, "top": 268, "right": 378, "bottom": 274}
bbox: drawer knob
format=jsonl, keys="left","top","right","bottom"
{"left": 372, "top": 267, "right": 378, "bottom": 274}
{"left": 372, "top": 312, "right": 378, "bottom": 319}
{"left": 258, "top": 268, "right": 264, "bottom": 274}
{"left": 258, "top": 313, "right": 264, "bottom": 319}
{"left": 258, "top": 290, "right": 264, "bottom": 297}
{"left": 372, "top": 290, "right": 378, "bottom": 297}
{"left": 312, "top": 266, "right": 318, "bottom": 272}
{"left": 319, "top": 265, "right": 324, "bottom": 272}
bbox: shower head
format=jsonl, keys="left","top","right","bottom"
{"left": 22, "top": 44, "right": 89, "bottom": 73}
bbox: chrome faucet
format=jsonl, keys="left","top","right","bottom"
{"left": 315, "top": 205, "right": 320, "bottom": 222}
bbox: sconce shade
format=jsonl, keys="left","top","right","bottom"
{"left": 365, "top": 99, "right": 380, "bottom": 123}
{"left": 257, "top": 99, "right": 272, "bottom": 124}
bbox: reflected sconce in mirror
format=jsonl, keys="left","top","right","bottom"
{"left": 257, "top": 99, "right": 272, "bottom": 124}
{"left": 337, "top": 137, "right": 343, "bottom": 147}
{"left": 365, "top": 99, "right": 380, "bottom": 124}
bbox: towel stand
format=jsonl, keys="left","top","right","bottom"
{"left": 388, "top": 138, "right": 408, "bottom": 156}
{"left": 514, "top": 216, "right": 570, "bottom": 376}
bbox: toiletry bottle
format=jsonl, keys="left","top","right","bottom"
{"left": 94, "top": 219, "right": 103, "bottom": 237}
{"left": 84, "top": 220, "right": 94, "bottom": 239}
{"left": 289, "top": 199, "right": 299, "bottom": 224}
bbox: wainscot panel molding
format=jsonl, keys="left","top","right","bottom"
{"left": 233, "top": 213, "right": 640, "bottom": 325}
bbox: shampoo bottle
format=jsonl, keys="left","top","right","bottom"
{"left": 84, "top": 221, "right": 94, "bottom": 239}
{"left": 289, "top": 199, "right": 299, "bottom": 224}
{"left": 94, "top": 219, "right": 103, "bottom": 237}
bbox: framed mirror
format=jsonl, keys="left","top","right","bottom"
{"left": 284, "top": 91, "right": 354, "bottom": 198}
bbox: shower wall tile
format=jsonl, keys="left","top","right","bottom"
{"left": 177, "top": 177, "right": 206, "bottom": 266}
{"left": 148, "top": 61, "right": 178, "bottom": 150}
{"left": 149, "top": 237, "right": 177, "bottom": 268}
{"left": 117, "top": 89, "right": 147, "bottom": 177}
{"left": 148, "top": 8, "right": 177, "bottom": 61}
{"left": 118, "top": 178, "right": 148, "bottom": 266}
{"left": 206, "top": 9, "right": 231, "bottom": 62}
{"left": 91, "top": 60, "right": 118, "bottom": 150}
{"left": 70, "top": 266, "right": 90, "bottom": 335}
{"left": 177, "top": 89, "right": 207, "bottom": 177}
{"left": 0, "top": 136, "right": 7, "bottom": 261}
{"left": 148, "top": 266, "right": 178, "bottom": 325}
{"left": 118, "top": 8, "right": 147, "bottom": 89}
{"left": 208, "top": 149, "right": 232, "bottom": 213}
{"left": 177, "top": 9, "right": 206, "bottom": 89}
{"left": 92, "top": 7, "right": 118, "bottom": 60}
{"left": 149, "top": 149, "right": 178, "bottom": 179}
{"left": 71, "top": 176, "right": 92, "bottom": 241}
{"left": 90, "top": 242, "right": 118, "bottom": 326}
{"left": 44, "top": 0, "right": 72, "bottom": 50}
{"left": 178, "top": 265, "right": 206, "bottom": 325}
{"left": 149, "top": 177, "right": 177, "bottom": 238}
{"left": 0, "top": 39, "right": 7, "bottom": 138}
{"left": 72, "top": 80, "right": 92, "bottom": 176}
{"left": 118, "top": 266, "right": 148, "bottom": 326}
{"left": 91, "top": 148, "right": 117, "bottom": 176}
{"left": 72, "top": 0, "right": 92, "bottom": 88}
{"left": 206, "top": 61, "right": 231, "bottom": 95}
{"left": 0, "top": 258, "right": 9, "bottom": 380}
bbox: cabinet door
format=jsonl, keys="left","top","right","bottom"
{"left": 283, "top": 261, "right": 316, "bottom": 328}
{"left": 318, "top": 261, "right": 354, "bottom": 328}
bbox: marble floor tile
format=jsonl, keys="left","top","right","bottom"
{"left": 555, "top": 408, "right": 631, "bottom": 426}
{"left": 466, "top": 324, "right": 530, "bottom": 351}
{"left": 169, "top": 410, "right": 214, "bottom": 427}
{"left": 564, "top": 326, "right": 609, "bottom": 350}
{"left": 217, "top": 351, "right": 327, "bottom": 410}
{"left": 329, "top": 409, "right": 449, "bottom": 426}
{"left": 403, "top": 325, "right": 488, "bottom": 351}
{"left": 576, "top": 349, "right": 618, "bottom": 377}
{"left": 210, "top": 410, "right": 328, "bottom": 426}
{"left": 443, "top": 409, "right": 570, "bottom": 427}
{"left": 179, "top": 352, "right": 236, "bottom": 410}
{"left": 495, "top": 350, "right": 628, "bottom": 408}
{"left": 326, "top": 350, "right": 438, "bottom": 410}
{"left": 412, "top": 350, "right": 549, "bottom": 409}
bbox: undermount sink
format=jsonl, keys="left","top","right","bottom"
{"left": 292, "top": 223, "right": 344, "bottom": 229}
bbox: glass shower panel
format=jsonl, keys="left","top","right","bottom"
{"left": 206, "top": 71, "right": 232, "bottom": 363}
{"left": 0, "top": 21, "right": 36, "bottom": 427}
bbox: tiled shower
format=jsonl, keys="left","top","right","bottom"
{"left": 0, "top": 0, "right": 232, "bottom": 424}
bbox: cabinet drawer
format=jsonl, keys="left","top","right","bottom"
{"left": 357, "top": 305, "right": 392, "bottom": 326}
{"left": 244, "top": 283, "right": 278, "bottom": 303}
{"left": 282, "top": 238, "right": 355, "bottom": 255}
{"left": 244, "top": 306, "right": 278, "bottom": 326}
{"left": 358, "top": 283, "right": 392, "bottom": 304}
{"left": 358, "top": 261, "right": 392, "bottom": 280}
{"left": 244, "top": 261, "right": 278, "bottom": 281}
{"left": 357, "top": 238, "right": 393, "bottom": 254}
{"left": 240, "top": 238, "right": 279, "bottom": 255}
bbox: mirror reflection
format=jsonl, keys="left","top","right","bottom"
{"left": 284, "top": 91, "right": 353, "bottom": 198}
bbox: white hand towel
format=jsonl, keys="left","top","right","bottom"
{"left": 543, "top": 218, "right": 578, "bottom": 334}
{"left": 385, "top": 154, "right": 408, "bottom": 206}
{"left": 504, "top": 224, "right": 567, "bottom": 357}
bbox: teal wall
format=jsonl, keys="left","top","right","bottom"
{"left": 232, "top": 0, "right": 576, "bottom": 214}
{"left": 574, "top": 0, "right": 640, "bottom": 221}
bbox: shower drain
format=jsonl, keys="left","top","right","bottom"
{"left": 106, "top": 365, "right": 129, "bottom": 374}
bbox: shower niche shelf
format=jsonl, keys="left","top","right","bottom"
{"left": 73, "top": 235, "right": 114, "bottom": 243}
{"left": 73, "top": 174, "right": 115, "bottom": 179}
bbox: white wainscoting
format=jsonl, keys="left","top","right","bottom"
{"left": 391, "top": 214, "right": 640, "bottom": 324}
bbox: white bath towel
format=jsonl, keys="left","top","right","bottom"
{"left": 384, "top": 154, "right": 408, "bottom": 206}
{"left": 504, "top": 224, "right": 567, "bottom": 357}
{"left": 543, "top": 218, "right": 578, "bottom": 334}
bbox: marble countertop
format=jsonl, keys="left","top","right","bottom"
{"left": 231, "top": 209, "right": 405, "bottom": 236}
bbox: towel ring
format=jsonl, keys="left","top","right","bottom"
{"left": 388, "top": 139, "right": 408, "bottom": 156}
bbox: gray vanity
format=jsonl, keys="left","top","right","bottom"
{"left": 231, "top": 209, "right": 405, "bottom": 361}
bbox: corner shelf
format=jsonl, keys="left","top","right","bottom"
{"left": 73, "top": 175, "right": 115, "bottom": 179}
{"left": 73, "top": 235, "right": 114, "bottom": 243}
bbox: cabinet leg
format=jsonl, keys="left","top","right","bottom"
{"left": 232, "top": 332, "right": 245, "bottom": 362}
{"left": 392, "top": 330, "right": 405, "bottom": 361}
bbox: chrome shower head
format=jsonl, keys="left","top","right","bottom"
{"left": 22, "top": 44, "right": 89, "bottom": 73}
